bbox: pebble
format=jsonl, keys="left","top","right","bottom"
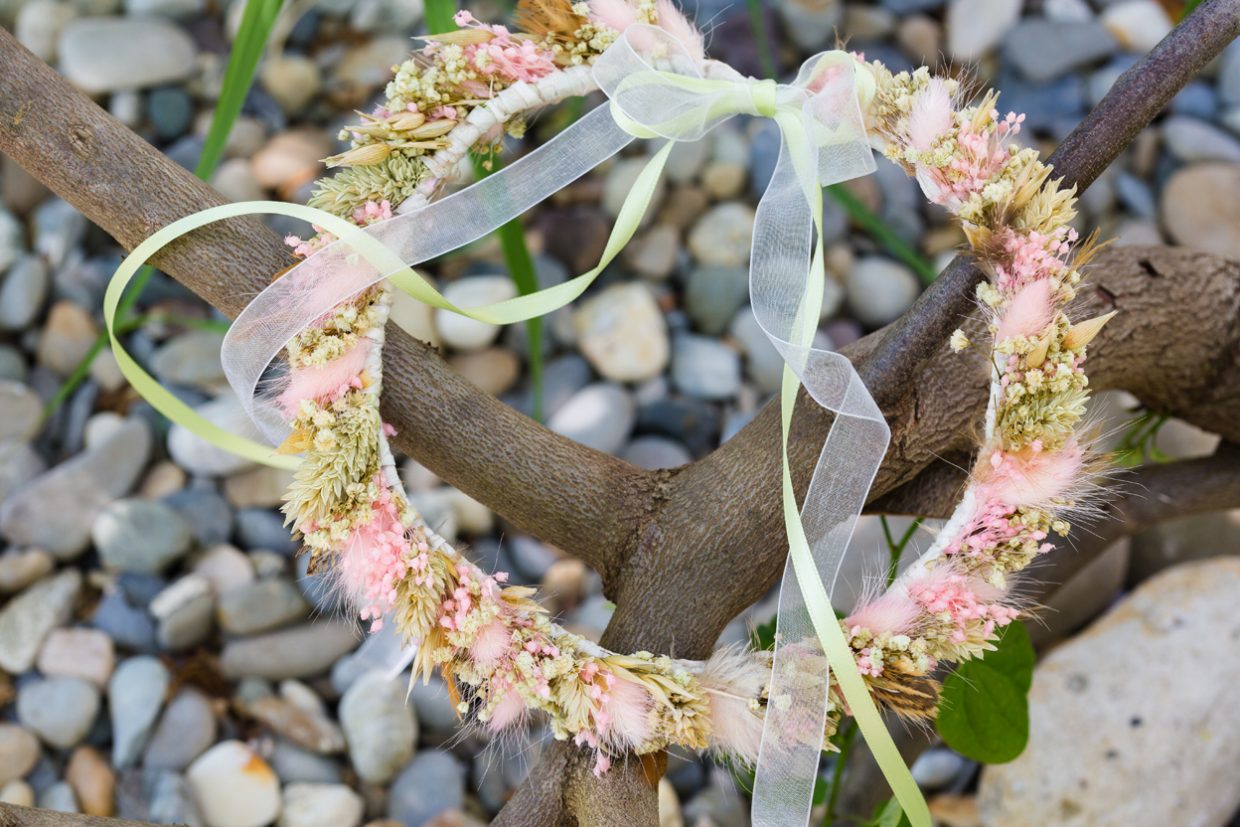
{"left": 1160, "top": 163, "right": 1240, "bottom": 260}
{"left": 621, "top": 436, "right": 693, "bottom": 470}
{"left": 91, "top": 589, "right": 157, "bottom": 653}
{"left": 245, "top": 691, "right": 344, "bottom": 755}
{"left": 163, "top": 485, "right": 233, "bottom": 548}
{"left": 979, "top": 559, "right": 1240, "bottom": 827}
{"left": 1002, "top": 20, "right": 1118, "bottom": 83}
{"left": 388, "top": 751, "right": 466, "bottom": 827}
{"left": 0, "top": 780, "right": 36, "bottom": 807}
{"left": 36, "top": 627, "right": 115, "bottom": 687}
{"left": 187, "top": 741, "right": 282, "bottom": 827}
{"left": 547, "top": 383, "right": 636, "bottom": 455}
{"left": 212, "top": 157, "right": 267, "bottom": 203}
{"left": 0, "top": 569, "right": 82, "bottom": 673}
{"left": 625, "top": 224, "right": 680, "bottom": 280}
{"left": 1, "top": 416, "right": 150, "bottom": 558}
{"left": 251, "top": 130, "right": 333, "bottom": 196}
{"left": 665, "top": 138, "right": 711, "bottom": 185}
{"left": 125, "top": 0, "right": 204, "bottom": 15}
{"left": 150, "top": 330, "right": 227, "bottom": 389}
{"left": 217, "top": 577, "right": 309, "bottom": 635}
{"left": 15, "top": 0, "right": 78, "bottom": 62}
{"left": 407, "top": 675, "right": 459, "bottom": 736}
{"left": 235, "top": 508, "right": 300, "bottom": 555}
{"left": 671, "top": 335, "right": 741, "bottom": 401}
{"left": 17, "top": 677, "right": 99, "bottom": 749}
{"left": 193, "top": 543, "right": 256, "bottom": 595}
{"left": 271, "top": 740, "right": 341, "bottom": 784}
{"left": 260, "top": 55, "right": 322, "bottom": 115}
{"left": 340, "top": 670, "right": 417, "bottom": 784}
{"left": 279, "top": 783, "right": 364, "bottom": 827}
{"left": 58, "top": 17, "right": 198, "bottom": 93}
{"left": 0, "top": 440, "right": 45, "bottom": 511}
{"left": 846, "top": 257, "right": 920, "bottom": 327}
{"left": 0, "top": 210, "right": 22, "bottom": 274}
{"left": 1221, "top": 41, "right": 1240, "bottom": 107}
{"left": 0, "top": 255, "right": 50, "bottom": 331}
{"left": 911, "top": 748, "right": 968, "bottom": 790}
{"left": 448, "top": 348, "right": 521, "bottom": 397}
{"left": 66, "top": 746, "right": 115, "bottom": 817}
{"left": 150, "top": 574, "right": 216, "bottom": 650}
{"left": 434, "top": 276, "right": 516, "bottom": 352}
{"left": 726, "top": 309, "right": 781, "bottom": 394}
{"left": 221, "top": 620, "right": 359, "bottom": 680}
{"left": 776, "top": 0, "right": 843, "bottom": 52}
{"left": 0, "top": 724, "right": 40, "bottom": 785}
{"left": 144, "top": 689, "right": 218, "bottom": 771}
{"left": 687, "top": 203, "right": 755, "bottom": 267}
{"left": 389, "top": 286, "right": 441, "bottom": 347}
{"left": 685, "top": 265, "right": 748, "bottom": 336}
{"left": 93, "top": 498, "right": 193, "bottom": 573}
{"left": 335, "top": 36, "right": 411, "bottom": 96}
{"left": 603, "top": 157, "right": 667, "bottom": 220}
{"left": 109, "top": 656, "right": 170, "bottom": 767}
{"left": 945, "top": 0, "right": 1021, "bottom": 61}
{"left": 148, "top": 86, "right": 194, "bottom": 141}
{"left": 36, "top": 300, "right": 97, "bottom": 376}
{"left": 1100, "top": 0, "right": 1171, "bottom": 53}
{"left": 0, "top": 384, "right": 40, "bottom": 445}
{"left": 1161, "top": 117, "right": 1240, "bottom": 163}
{"left": 38, "top": 781, "right": 78, "bottom": 812}
{"left": 223, "top": 465, "right": 297, "bottom": 509}
{"left": 575, "top": 282, "right": 669, "bottom": 382}
{"left": 168, "top": 393, "right": 262, "bottom": 476}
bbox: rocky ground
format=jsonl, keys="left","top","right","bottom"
{"left": 1, "top": 0, "right": 1239, "bottom": 825}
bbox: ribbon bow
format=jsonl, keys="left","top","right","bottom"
{"left": 103, "top": 24, "right": 927, "bottom": 827}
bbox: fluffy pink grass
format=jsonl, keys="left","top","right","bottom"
{"left": 995, "top": 278, "right": 1055, "bottom": 342}
{"left": 604, "top": 676, "right": 654, "bottom": 749}
{"left": 656, "top": 0, "right": 705, "bottom": 60}
{"left": 907, "top": 78, "right": 954, "bottom": 153}
{"left": 278, "top": 341, "right": 370, "bottom": 417}
{"left": 487, "top": 687, "right": 527, "bottom": 732}
{"left": 978, "top": 439, "right": 1083, "bottom": 510}
{"left": 470, "top": 620, "right": 512, "bottom": 669}
{"left": 337, "top": 478, "right": 409, "bottom": 631}
{"left": 589, "top": 0, "right": 638, "bottom": 31}
{"left": 845, "top": 589, "right": 922, "bottom": 638}
{"left": 700, "top": 649, "right": 769, "bottom": 763}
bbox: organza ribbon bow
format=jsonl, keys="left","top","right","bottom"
{"left": 102, "top": 24, "right": 927, "bottom": 827}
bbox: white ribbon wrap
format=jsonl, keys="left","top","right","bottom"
{"left": 221, "top": 26, "right": 910, "bottom": 826}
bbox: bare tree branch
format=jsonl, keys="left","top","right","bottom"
{"left": 0, "top": 804, "right": 180, "bottom": 827}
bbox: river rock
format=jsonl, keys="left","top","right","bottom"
{"left": 0, "top": 569, "right": 82, "bottom": 673}
{"left": 144, "top": 688, "right": 218, "bottom": 771}
{"left": 0, "top": 724, "right": 40, "bottom": 785}
{"left": 36, "top": 300, "right": 96, "bottom": 376}
{"left": 150, "top": 330, "right": 227, "bottom": 389}
{"left": 945, "top": 0, "right": 1020, "bottom": 60}
{"left": 168, "top": 393, "right": 262, "bottom": 476}
{"left": 575, "top": 282, "right": 669, "bottom": 382}
{"left": 671, "top": 335, "right": 741, "bottom": 401}
{"left": 150, "top": 574, "right": 215, "bottom": 650}
{"left": 776, "top": 0, "right": 844, "bottom": 53}
{"left": 93, "top": 499, "right": 193, "bottom": 573}
{"left": 434, "top": 276, "right": 515, "bottom": 352}
{"left": 220, "top": 620, "right": 359, "bottom": 680}
{"left": 1160, "top": 163, "right": 1240, "bottom": 260}
{"left": 1161, "top": 117, "right": 1240, "bottom": 163}
{"left": 109, "top": 656, "right": 171, "bottom": 767}
{"left": 217, "top": 578, "right": 309, "bottom": 635}
{"left": 66, "top": 745, "right": 114, "bottom": 817}
{"left": 846, "top": 257, "right": 920, "bottom": 327}
{"left": 0, "top": 548, "right": 52, "bottom": 595}
{"left": 0, "top": 440, "right": 45, "bottom": 508}
{"left": 279, "top": 783, "right": 364, "bottom": 827}
{"left": 15, "top": 0, "right": 77, "bottom": 62}
{"left": 36, "top": 627, "right": 115, "bottom": 687}
{"left": 260, "top": 55, "right": 322, "bottom": 115}
{"left": 0, "top": 417, "right": 150, "bottom": 558}
{"left": 251, "top": 130, "right": 333, "bottom": 196}
{"left": 687, "top": 203, "right": 755, "bottom": 267}
{"left": 59, "top": 17, "right": 197, "bottom": 93}
{"left": 340, "top": 669, "right": 417, "bottom": 784}
{"left": 0, "top": 255, "right": 50, "bottom": 332}
{"left": 193, "top": 543, "right": 255, "bottom": 595}
{"left": 978, "top": 558, "right": 1240, "bottom": 827}
{"left": 1002, "top": 20, "right": 1118, "bottom": 83}
{"left": 1100, "top": 0, "right": 1171, "bottom": 53}
{"left": 17, "top": 677, "right": 100, "bottom": 749}
{"left": 187, "top": 741, "right": 282, "bottom": 827}
{"left": 388, "top": 751, "right": 465, "bottom": 826}
{"left": 547, "top": 383, "right": 636, "bottom": 455}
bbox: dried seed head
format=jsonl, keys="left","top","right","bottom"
{"left": 1062, "top": 310, "right": 1116, "bottom": 351}
{"left": 325, "top": 143, "right": 392, "bottom": 168}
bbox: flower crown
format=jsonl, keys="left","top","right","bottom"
{"left": 122, "top": 0, "right": 1115, "bottom": 821}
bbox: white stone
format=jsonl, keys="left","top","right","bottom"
{"left": 339, "top": 670, "right": 417, "bottom": 785}
{"left": 168, "top": 393, "right": 262, "bottom": 476}
{"left": 390, "top": 285, "right": 441, "bottom": 347}
{"left": 1100, "top": 0, "right": 1172, "bottom": 53}
{"left": 946, "top": 0, "right": 1022, "bottom": 61}
{"left": 1161, "top": 163, "right": 1240, "bottom": 260}
{"left": 193, "top": 544, "right": 255, "bottom": 595}
{"left": 187, "top": 741, "right": 282, "bottom": 827}
{"left": 58, "top": 17, "right": 198, "bottom": 93}
{"left": 687, "top": 202, "right": 755, "bottom": 267}
{"left": 1161, "top": 117, "right": 1240, "bottom": 164}
{"left": 36, "top": 627, "right": 115, "bottom": 687}
{"left": 979, "top": 558, "right": 1240, "bottom": 827}
{"left": 211, "top": 158, "right": 266, "bottom": 203}
{"left": 15, "top": 0, "right": 76, "bottom": 65}
{"left": 434, "top": 276, "right": 515, "bottom": 351}
{"left": 278, "top": 783, "right": 364, "bottom": 827}
{"left": 547, "top": 383, "right": 636, "bottom": 455}
{"left": 575, "top": 283, "right": 669, "bottom": 382}
{"left": 777, "top": 0, "right": 844, "bottom": 52}
{"left": 0, "top": 570, "right": 82, "bottom": 673}
{"left": 846, "top": 257, "right": 920, "bottom": 327}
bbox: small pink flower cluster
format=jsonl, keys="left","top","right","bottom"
{"left": 449, "top": 11, "right": 558, "bottom": 86}
{"left": 992, "top": 225, "right": 1079, "bottom": 293}
{"left": 907, "top": 569, "right": 1019, "bottom": 645}
{"left": 284, "top": 227, "right": 337, "bottom": 259}
{"left": 340, "top": 477, "right": 414, "bottom": 631}
{"left": 277, "top": 341, "right": 369, "bottom": 417}
{"left": 945, "top": 499, "right": 1050, "bottom": 561}
{"left": 922, "top": 110, "right": 1024, "bottom": 209}
{"left": 352, "top": 199, "right": 394, "bottom": 226}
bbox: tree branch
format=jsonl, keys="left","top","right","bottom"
{"left": 0, "top": 805, "right": 178, "bottom": 827}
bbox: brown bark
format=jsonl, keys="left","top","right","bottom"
{"left": 0, "top": 1, "right": 1238, "bottom": 824}
{"left": 0, "top": 805, "right": 180, "bottom": 827}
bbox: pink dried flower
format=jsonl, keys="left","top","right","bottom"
{"left": 278, "top": 341, "right": 370, "bottom": 417}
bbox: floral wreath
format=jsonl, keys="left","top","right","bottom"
{"left": 106, "top": 1, "right": 1114, "bottom": 824}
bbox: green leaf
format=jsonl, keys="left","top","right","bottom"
{"left": 935, "top": 621, "right": 1035, "bottom": 763}
{"left": 424, "top": 0, "right": 459, "bottom": 34}
{"left": 866, "top": 797, "right": 912, "bottom": 827}
{"left": 751, "top": 616, "right": 777, "bottom": 651}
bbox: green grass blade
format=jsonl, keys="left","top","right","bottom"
{"left": 425, "top": 0, "right": 459, "bottom": 35}
{"left": 745, "top": 0, "right": 779, "bottom": 80}
{"left": 826, "top": 184, "right": 940, "bottom": 285}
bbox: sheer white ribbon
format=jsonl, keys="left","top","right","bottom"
{"left": 221, "top": 25, "right": 910, "bottom": 826}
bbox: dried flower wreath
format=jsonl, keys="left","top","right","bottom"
{"left": 108, "top": 1, "right": 1113, "bottom": 823}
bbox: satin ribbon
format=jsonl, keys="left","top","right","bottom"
{"left": 105, "top": 24, "right": 927, "bottom": 826}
